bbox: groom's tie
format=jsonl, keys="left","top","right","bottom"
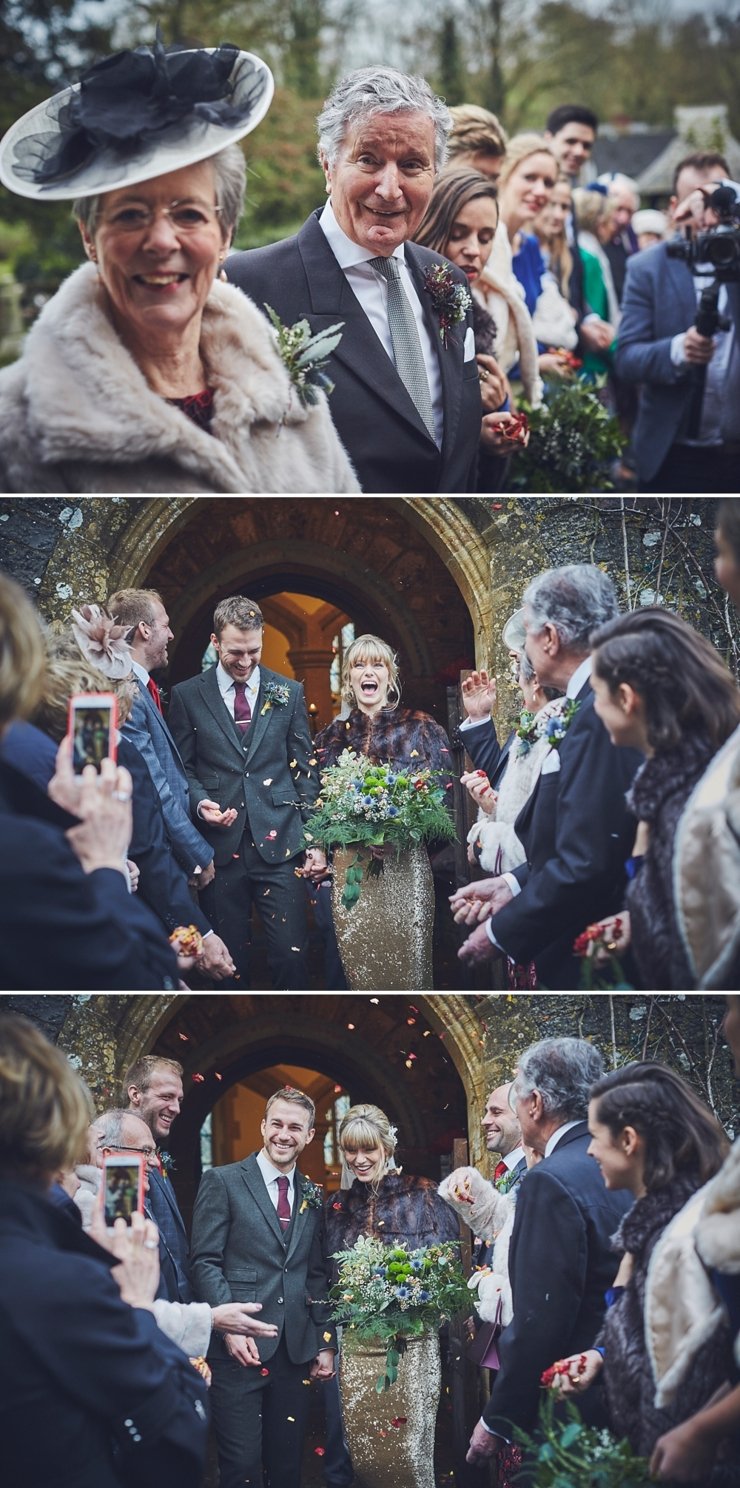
{"left": 368, "top": 255, "right": 435, "bottom": 439}
{"left": 276, "top": 1175, "right": 291, "bottom": 1229}
{"left": 233, "top": 680, "right": 252, "bottom": 734}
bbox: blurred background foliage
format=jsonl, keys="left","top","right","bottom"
{"left": 2, "top": 0, "right": 739, "bottom": 297}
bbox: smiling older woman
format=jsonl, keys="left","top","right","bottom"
{"left": 0, "top": 38, "right": 358, "bottom": 493}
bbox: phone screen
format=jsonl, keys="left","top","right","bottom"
{"left": 101, "top": 1154, "right": 145, "bottom": 1225}
{"left": 68, "top": 693, "right": 118, "bottom": 775}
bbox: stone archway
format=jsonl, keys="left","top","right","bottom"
{"left": 59, "top": 992, "right": 488, "bottom": 1217}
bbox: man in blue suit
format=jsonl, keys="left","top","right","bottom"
{"left": 107, "top": 587, "right": 214, "bottom": 884}
{"left": 125, "top": 1055, "right": 192, "bottom": 1304}
{"left": 616, "top": 151, "right": 740, "bottom": 493}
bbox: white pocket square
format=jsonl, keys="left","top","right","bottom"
{"left": 463, "top": 326, "right": 476, "bottom": 361}
{"left": 541, "top": 751, "right": 561, "bottom": 774}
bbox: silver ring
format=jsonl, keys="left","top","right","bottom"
{"left": 143, "top": 1239, "right": 159, "bottom": 1250}
{"left": 112, "top": 790, "right": 132, "bottom": 802}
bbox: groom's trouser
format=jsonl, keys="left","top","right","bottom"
{"left": 201, "top": 837, "right": 309, "bottom": 989}
{"left": 209, "top": 1335, "right": 313, "bottom": 1488}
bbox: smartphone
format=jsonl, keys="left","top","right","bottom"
{"left": 101, "top": 1152, "right": 145, "bottom": 1226}
{"left": 68, "top": 692, "right": 118, "bottom": 775}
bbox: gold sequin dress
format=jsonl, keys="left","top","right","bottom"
{"left": 314, "top": 708, "right": 452, "bottom": 993}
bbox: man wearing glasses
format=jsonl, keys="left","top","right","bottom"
{"left": 90, "top": 1108, "right": 180, "bottom": 1301}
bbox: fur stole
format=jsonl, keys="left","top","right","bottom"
{"left": 476, "top": 222, "right": 544, "bottom": 407}
{"left": 0, "top": 262, "right": 358, "bottom": 493}
{"left": 315, "top": 707, "right": 453, "bottom": 788}
{"left": 325, "top": 1171, "right": 460, "bottom": 1264}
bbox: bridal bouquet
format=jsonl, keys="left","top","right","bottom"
{"left": 515, "top": 1395, "right": 651, "bottom": 1487}
{"left": 330, "top": 1236, "right": 469, "bottom": 1391}
{"left": 305, "top": 749, "right": 455, "bottom": 907}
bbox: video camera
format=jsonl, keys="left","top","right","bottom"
{"left": 666, "top": 185, "right": 740, "bottom": 282}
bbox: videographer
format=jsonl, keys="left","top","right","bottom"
{"left": 616, "top": 151, "right": 740, "bottom": 493}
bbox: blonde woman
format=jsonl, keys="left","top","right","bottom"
{"left": 325, "top": 1104, "right": 459, "bottom": 1488}
{"left": 309, "top": 634, "right": 452, "bottom": 990}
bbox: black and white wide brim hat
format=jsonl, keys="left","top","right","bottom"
{"left": 0, "top": 37, "right": 274, "bottom": 201}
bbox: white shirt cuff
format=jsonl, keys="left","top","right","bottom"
{"left": 670, "top": 331, "right": 688, "bottom": 368}
{"left": 459, "top": 715, "right": 488, "bottom": 731}
{"left": 502, "top": 872, "right": 521, "bottom": 898}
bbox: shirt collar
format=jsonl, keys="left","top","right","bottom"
{"left": 257, "top": 1149, "right": 296, "bottom": 1186}
{"left": 131, "top": 658, "right": 150, "bottom": 685}
{"left": 544, "top": 1119, "right": 582, "bottom": 1158}
{"left": 216, "top": 661, "right": 260, "bottom": 698}
{"left": 503, "top": 1146, "right": 525, "bottom": 1172}
{"left": 319, "top": 199, "right": 407, "bottom": 271}
{"left": 566, "top": 655, "right": 593, "bottom": 700}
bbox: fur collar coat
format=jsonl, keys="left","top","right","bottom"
{"left": 601, "top": 1178, "right": 735, "bottom": 1470}
{"left": 315, "top": 707, "right": 453, "bottom": 789}
{"left": 675, "top": 723, "right": 740, "bottom": 989}
{"left": 476, "top": 222, "right": 544, "bottom": 407}
{"left": 626, "top": 734, "right": 716, "bottom": 990}
{"left": 0, "top": 263, "right": 359, "bottom": 493}
{"left": 324, "top": 1171, "right": 460, "bottom": 1270}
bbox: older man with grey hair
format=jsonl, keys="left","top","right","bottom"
{"left": 467, "top": 1037, "right": 631, "bottom": 1467}
{"left": 226, "top": 66, "right": 482, "bottom": 492}
{"left": 452, "top": 563, "right": 642, "bottom": 987}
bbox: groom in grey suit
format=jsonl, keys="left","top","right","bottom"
{"left": 168, "top": 594, "right": 318, "bottom": 988}
{"left": 191, "top": 1087, "right": 336, "bottom": 1488}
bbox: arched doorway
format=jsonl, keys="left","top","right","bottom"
{"left": 66, "top": 992, "right": 488, "bottom": 1224}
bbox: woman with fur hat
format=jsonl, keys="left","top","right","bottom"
{"left": 0, "top": 36, "right": 358, "bottom": 493}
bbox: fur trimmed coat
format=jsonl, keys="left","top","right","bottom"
{"left": 626, "top": 734, "right": 716, "bottom": 990}
{"left": 675, "top": 724, "right": 740, "bottom": 990}
{"left": 467, "top": 698, "right": 565, "bottom": 874}
{"left": 0, "top": 263, "right": 359, "bottom": 493}
{"left": 477, "top": 223, "right": 544, "bottom": 407}
{"left": 438, "top": 1166, "right": 516, "bottom": 1325}
{"left": 325, "top": 1171, "right": 460, "bottom": 1271}
{"left": 601, "top": 1179, "right": 735, "bottom": 1471}
{"left": 315, "top": 707, "right": 453, "bottom": 790}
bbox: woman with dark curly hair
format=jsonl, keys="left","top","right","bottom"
{"left": 588, "top": 606, "right": 740, "bottom": 988}
{"left": 547, "top": 1061, "right": 737, "bottom": 1484}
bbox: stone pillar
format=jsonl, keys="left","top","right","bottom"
{"left": 286, "top": 645, "right": 335, "bottom": 731}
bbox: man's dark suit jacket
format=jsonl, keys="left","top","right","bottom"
{"left": 483, "top": 1124, "right": 631, "bottom": 1437}
{"left": 490, "top": 680, "right": 641, "bottom": 988}
{"left": 147, "top": 1167, "right": 193, "bottom": 1303}
{"left": 460, "top": 717, "right": 513, "bottom": 788}
{"left": 0, "top": 758, "right": 178, "bottom": 991}
{"left": 168, "top": 665, "right": 318, "bottom": 867}
{"left": 226, "top": 210, "right": 483, "bottom": 493}
{"left": 0, "top": 1179, "right": 209, "bottom": 1488}
{"left": 190, "top": 1153, "right": 335, "bottom": 1365}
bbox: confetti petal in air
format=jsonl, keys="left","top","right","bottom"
{"left": 192, "top": 1073, "right": 205, "bottom": 1083}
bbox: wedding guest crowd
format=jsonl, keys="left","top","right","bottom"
{"left": 2, "top": 500, "right": 740, "bottom": 991}
{"left": 3, "top": 1006, "right": 738, "bottom": 1488}
{"left": 1, "top": 26, "right": 735, "bottom": 493}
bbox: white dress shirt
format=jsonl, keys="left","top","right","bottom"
{"left": 544, "top": 1120, "right": 582, "bottom": 1158}
{"left": 215, "top": 661, "right": 261, "bottom": 720}
{"left": 318, "top": 199, "right": 443, "bottom": 447}
{"left": 256, "top": 1149, "right": 296, "bottom": 1213}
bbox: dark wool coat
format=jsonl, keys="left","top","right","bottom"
{"left": 325, "top": 1172, "right": 460, "bottom": 1273}
{"left": 315, "top": 707, "right": 453, "bottom": 790}
{"left": 626, "top": 734, "right": 716, "bottom": 990}
{"left": 602, "top": 1179, "right": 735, "bottom": 1475}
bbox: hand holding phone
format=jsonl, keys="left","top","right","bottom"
{"left": 68, "top": 692, "right": 118, "bottom": 774}
{"left": 101, "top": 1152, "right": 145, "bottom": 1226}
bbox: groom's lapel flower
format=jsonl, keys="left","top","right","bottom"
{"left": 260, "top": 679, "right": 291, "bottom": 716}
{"left": 299, "top": 1177, "right": 324, "bottom": 1214}
{"left": 423, "top": 265, "right": 472, "bottom": 346}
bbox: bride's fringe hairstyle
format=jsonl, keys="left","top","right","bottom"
{"left": 340, "top": 634, "right": 401, "bottom": 711}
{"left": 339, "top": 1103, "right": 399, "bottom": 1191}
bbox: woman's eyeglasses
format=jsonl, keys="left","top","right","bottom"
{"left": 100, "top": 200, "right": 222, "bottom": 234}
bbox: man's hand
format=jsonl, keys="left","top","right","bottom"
{"left": 449, "top": 877, "right": 513, "bottom": 925}
{"left": 126, "top": 859, "right": 140, "bottom": 893}
{"left": 199, "top": 799, "right": 239, "bottom": 828}
{"left": 682, "top": 326, "right": 716, "bottom": 365}
{"left": 224, "top": 1332, "right": 262, "bottom": 1367}
{"left": 301, "top": 847, "right": 329, "bottom": 881}
{"left": 458, "top": 922, "right": 500, "bottom": 966}
{"left": 198, "top": 933, "right": 236, "bottom": 980}
{"left": 192, "top": 859, "right": 216, "bottom": 888}
{"left": 466, "top": 1421, "right": 501, "bottom": 1464}
{"left": 461, "top": 669, "right": 497, "bottom": 722}
{"left": 211, "top": 1303, "right": 278, "bottom": 1339}
{"left": 310, "top": 1348, "right": 336, "bottom": 1380}
{"left": 580, "top": 318, "right": 614, "bottom": 353}
{"left": 650, "top": 1418, "right": 718, "bottom": 1482}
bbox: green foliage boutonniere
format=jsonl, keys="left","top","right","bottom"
{"left": 265, "top": 305, "right": 344, "bottom": 407}
{"left": 260, "top": 680, "right": 291, "bottom": 716}
{"left": 299, "top": 1177, "right": 324, "bottom": 1213}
